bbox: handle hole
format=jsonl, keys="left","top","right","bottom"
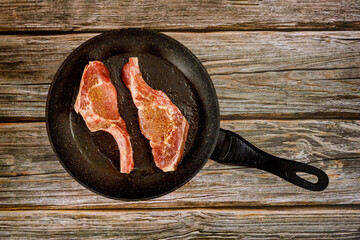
{"left": 295, "top": 171, "right": 319, "bottom": 184}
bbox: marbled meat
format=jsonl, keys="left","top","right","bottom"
{"left": 74, "top": 61, "right": 134, "bottom": 173}
{"left": 121, "top": 57, "right": 189, "bottom": 172}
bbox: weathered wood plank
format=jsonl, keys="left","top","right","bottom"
{"left": 1, "top": 209, "right": 359, "bottom": 239}
{"left": 1, "top": 121, "right": 359, "bottom": 209}
{"left": 1, "top": 0, "right": 359, "bottom": 31}
{"left": 0, "top": 84, "right": 48, "bottom": 121}
{"left": 0, "top": 31, "right": 359, "bottom": 120}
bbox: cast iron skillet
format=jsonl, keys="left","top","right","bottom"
{"left": 46, "top": 29, "right": 329, "bottom": 200}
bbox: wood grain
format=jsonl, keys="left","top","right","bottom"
{"left": 1, "top": 208, "right": 359, "bottom": 239}
{"left": 1, "top": 1, "right": 359, "bottom": 238}
{"left": 1, "top": 0, "right": 359, "bottom": 31}
{"left": 0, "top": 31, "right": 359, "bottom": 121}
{"left": 1, "top": 121, "right": 359, "bottom": 209}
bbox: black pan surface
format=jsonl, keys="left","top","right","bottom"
{"left": 46, "top": 29, "right": 220, "bottom": 200}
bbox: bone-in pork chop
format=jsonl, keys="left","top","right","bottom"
{"left": 75, "top": 61, "right": 134, "bottom": 173}
{"left": 121, "top": 57, "right": 189, "bottom": 172}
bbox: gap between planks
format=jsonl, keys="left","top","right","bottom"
{"left": 1, "top": 204, "right": 360, "bottom": 212}
{"left": 2, "top": 112, "right": 360, "bottom": 123}
{"left": 2, "top": 28, "right": 360, "bottom": 36}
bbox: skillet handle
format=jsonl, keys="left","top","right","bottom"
{"left": 210, "top": 129, "right": 329, "bottom": 191}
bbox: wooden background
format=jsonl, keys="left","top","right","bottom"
{"left": 1, "top": 0, "right": 360, "bottom": 239}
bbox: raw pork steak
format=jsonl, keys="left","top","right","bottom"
{"left": 75, "top": 61, "right": 134, "bottom": 173}
{"left": 121, "top": 57, "right": 189, "bottom": 172}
